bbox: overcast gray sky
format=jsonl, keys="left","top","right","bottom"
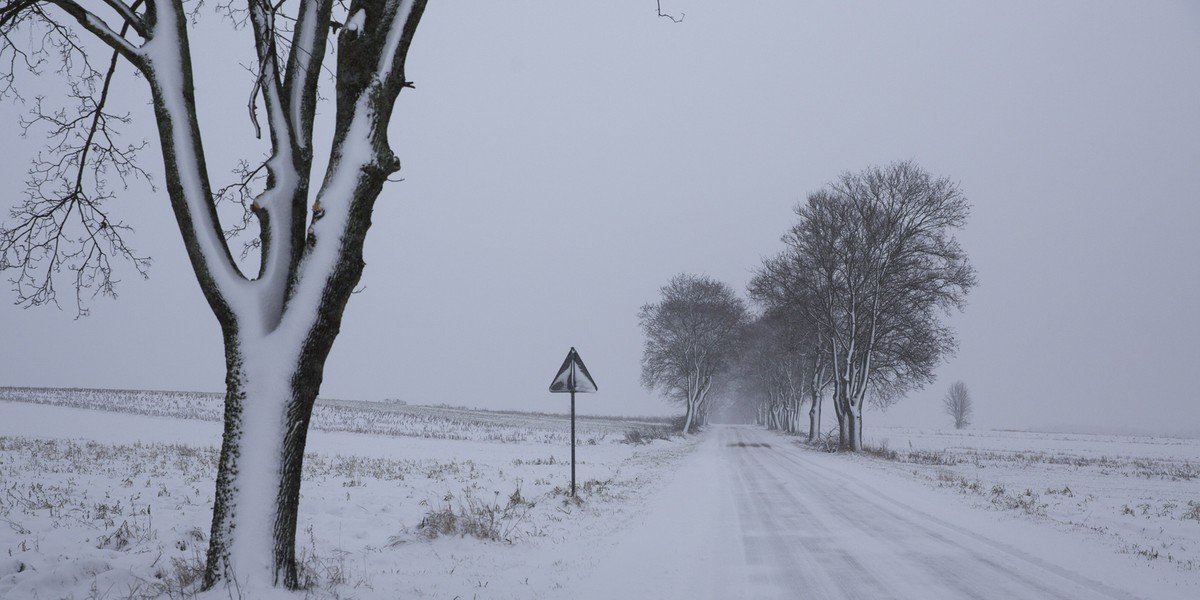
{"left": 2, "top": 1, "right": 1198, "bottom": 435}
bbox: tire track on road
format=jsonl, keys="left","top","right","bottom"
{"left": 717, "top": 426, "right": 1141, "bottom": 600}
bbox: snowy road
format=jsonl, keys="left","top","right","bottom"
{"left": 571, "top": 425, "right": 1148, "bottom": 600}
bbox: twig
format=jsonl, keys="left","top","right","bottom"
{"left": 657, "top": 0, "right": 684, "bottom": 23}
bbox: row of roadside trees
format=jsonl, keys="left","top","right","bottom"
{"left": 639, "top": 161, "right": 977, "bottom": 450}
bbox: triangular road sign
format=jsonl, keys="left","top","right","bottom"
{"left": 549, "top": 347, "right": 598, "bottom": 393}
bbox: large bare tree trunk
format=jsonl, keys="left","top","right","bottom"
{"left": 204, "top": 317, "right": 344, "bottom": 587}
{"left": 834, "top": 381, "right": 862, "bottom": 451}
{"left": 846, "top": 401, "right": 860, "bottom": 451}
{"left": 206, "top": 349, "right": 306, "bottom": 588}
{"left": 137, "top": 1, "right": 426, "bottom": 589}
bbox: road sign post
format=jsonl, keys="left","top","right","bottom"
{"left": 570, "top": 389, "right": 575, "bottom": 495}
{"left": 548, "top": 347, "right": 597, "bottom": 496}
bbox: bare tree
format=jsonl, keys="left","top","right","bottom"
{"left": 732, "top": 309, "right": 815, "bottom": 435}
{"left": 761, "top": 161, "right": 976, "bottom": 450}
{"left": 748, "top": 256, "right": 834, "bottom": 442}
{"left": 639, "top": 273, "right": 747, "bottom": 435}
{"left": 943, "top": 380, "right": 972, "bottom": 429}
{"left": 1, "top": 0, "right": 426, "bottom": 591}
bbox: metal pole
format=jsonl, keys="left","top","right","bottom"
{"left": 570, "top": 389, "right": 576, "bottom": 496}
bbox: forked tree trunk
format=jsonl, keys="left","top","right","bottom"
{"left": 204, "top": 326, "right": 338, "bottom": 589}
{"left": 832, "top": 383, "right": 847, "bottom": 449}
{"left": 832, "top": 371, "right": 862, "bottom": 451}
{"left": 682, "top": 398, "right": 695, "bottom": 435}
{"left": 203, "top": 228, "right": 361, "bottom": 588}
{"left": 838, "top": 387, "right": 860, "bottom": 451}
{"left": 197, "top": 1, "right": 425, "bottom": 589}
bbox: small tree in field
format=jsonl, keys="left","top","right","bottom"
{"left": 943, "top": 380, "right": 972, "bottom": 429}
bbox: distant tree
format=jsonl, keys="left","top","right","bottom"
{"left": 748, "top": 257, "right": 833, "bottom": 442}
{"left": 943, "top": 380, "right": 972, "bottom": 429}
{"left": 760, "top": 161, "right": 977, "bottom": 450}
{"left": 732, "top": 310, "right": 813, "bottom": 435}
{"left": 639, "top": 273, "right": 748, "bottom": 434}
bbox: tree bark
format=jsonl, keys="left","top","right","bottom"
{"left": 808, "top": 393, "right": 820, "bottom": 442}
{"left": 838, "top": 385, "right": 860, "bottom": 451}
{"left": 833, "top": 381, "right": 862, "bottom": 451}
{"left": 682, "top": 398, "right": 695, "bottom": 435}
{"left": 856, "top": 407, "right": 863, "bottom": 448}
{"left": 204, "top": 308, "right": 344, "bottom": 588}
{"left": 204, "top": 339, "right": 299, "bottom": 589}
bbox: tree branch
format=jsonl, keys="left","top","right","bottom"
{"left": 283, "top": 0, "right": 331, "bottom": 149}
{"left": 1, "top": 4, "right": 152, "bottom": 315}
{"left": 656, "top": 0, "right": 683, "bottom": 23}
{"left": 247, "top": 0, "right": 291, "bottom": 145}
{"left": 99, "top": 0, "right": 148, "bottom": 40}
{"left": 44, "top": 0, "right": 144, "bottom": 65}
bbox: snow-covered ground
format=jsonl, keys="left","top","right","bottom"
{"left": 0, "top": 393, "right": 686, "bottom": 599}
{"left": 861, "top": 427, "right": 1200, "bottom": 574}
{"left": 2, "top": 390, "right": 1198, "bottom": 599}
{"left": 0, "top": 387, "right": 667, "bottom": 444}
{"left": 566, "top": 426, "right": 1197, "bottom": 600}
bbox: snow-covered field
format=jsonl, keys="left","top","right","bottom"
{"left": 0, "top": 390, "right": 685, "bottom": 599}
{"left": 861, "top": 427, "right": 1200, "bottom": 574}
{"left": 2, "top": 388, "right": 1198, "bottom": 599}
{"left": 0, "top": 387, "right": 669, "bottom": 445}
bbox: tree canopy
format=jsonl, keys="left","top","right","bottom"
{"left": 639, "top": 273, "right": 747, "bottom": 434}
{"left": 749, "top": 161, "right": 976, "bottom": 449}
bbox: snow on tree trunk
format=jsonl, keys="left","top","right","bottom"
{"left": 833, "top": 373, "right": 861, "bottom": 451}
{"left": 136, "top": 0, "right": 428, "bottom": 590}
{"left": 206, "top": 340, "right": 296, "bottom": 588}
{"left": 857, "top": 409, "right": 863, "bottom": 447}
{"left": 682, "top": 399, "right": 695, "bottom": 435}
{"left": 204, "top": 327, "right": 335, "bottom": 588}
{"left": 808, "top": 377, "right": 823, "bottom": 442}
{"left": 846, "top": 398, "right": 860, "bottom": 451}
{"left": 808, "top": 395, "right": 820, "bottom": 442}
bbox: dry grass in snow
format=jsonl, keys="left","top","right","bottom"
{"left": 0, "top": 391, "right": 690, "bottom": 600}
